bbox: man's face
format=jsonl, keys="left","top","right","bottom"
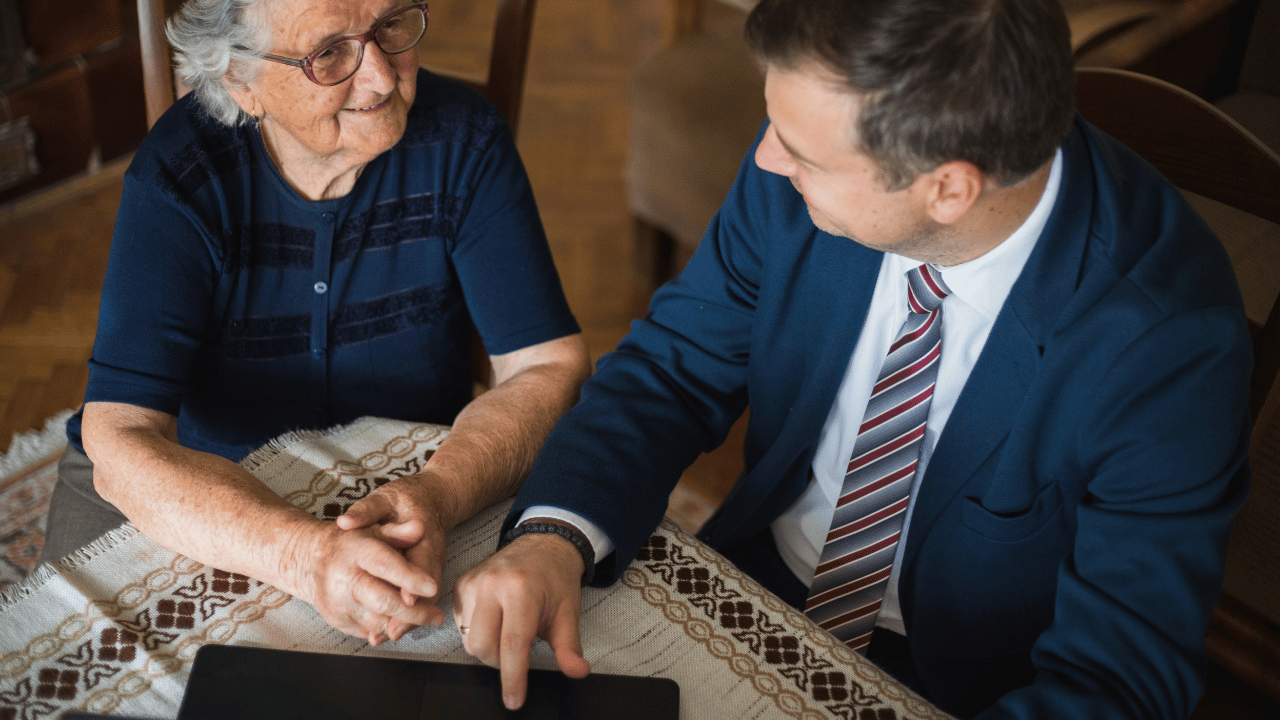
{"left": 754, "top": 64, "right": 942, "bottom": 259}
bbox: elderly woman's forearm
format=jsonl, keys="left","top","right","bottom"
{"left": 81, "top": 402, "right": 318, "bottom": 595}
{"left": 424, "top": 334, "right": 591, "bottom": 524}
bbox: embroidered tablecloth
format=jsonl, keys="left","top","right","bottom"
{"left": 0, "top": 417, "right": 950, "bottom": 720}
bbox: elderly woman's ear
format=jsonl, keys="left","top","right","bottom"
{"left": 224, "top": 80, "right": 264, "bottom": 121}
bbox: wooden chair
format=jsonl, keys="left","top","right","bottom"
{"left": 626, "top": 0, "right": 761, "bottom": 287}
{"left": 1074, "top": 0, "right": 1241, "bottom": 69}
{"left": 1075, "top": 66, "right": 1280, "bottom": 704}
{"left": 139, "top": 0, "right": 538, "bottom": 136}
{"left": 137, "top": 0, "right": 541, "bottom": 388}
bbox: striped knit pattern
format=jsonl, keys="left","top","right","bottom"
{"left": 805, "top": 263, "right": 950, "bottom": 652}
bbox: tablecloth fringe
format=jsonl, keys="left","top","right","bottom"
{"left": 238, "top": 416, "right": 374, "bottom": 474}
{"left": 0, "top": 522, "right": 141, "bottom": 608}
{"left": 0, "top": 409, "right": 73, "bottom": 479}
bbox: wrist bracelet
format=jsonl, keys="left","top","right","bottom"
{"left": 502, "top": 521, "right": 596, "bottom": 586}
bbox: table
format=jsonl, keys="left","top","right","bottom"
{"left": 0, "top": 417, "right": 951, "bottom": 719}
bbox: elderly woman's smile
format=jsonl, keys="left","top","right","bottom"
{"left": 228, "top": 0, "right": 420, "bottom": 199}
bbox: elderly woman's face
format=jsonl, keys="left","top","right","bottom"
{"left": 236, "top": 0, "right": 418, "bottom": 167}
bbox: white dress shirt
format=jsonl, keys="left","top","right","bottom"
{"left": 772, "top": 150, "right": 1062, "bottom": 634}
{"left": 525, "top": 150, "right": 1064, "bottom": 619}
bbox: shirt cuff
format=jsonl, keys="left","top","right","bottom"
{"left": 519, "top": 506, "right": 615, "bottom": 563}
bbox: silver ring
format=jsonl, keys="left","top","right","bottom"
{"left": 459, "top": 625, "right": 470, "bottom": 635}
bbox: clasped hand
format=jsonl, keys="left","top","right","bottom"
{"left": 293, "top": 471, "right": 455, "bottom": 644}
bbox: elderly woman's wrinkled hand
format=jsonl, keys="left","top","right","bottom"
{"left": 283, "top": 519, "right": 445, "bottom": 644}
{"left": 334, "top": 470, "right": 458, "bottom": 636}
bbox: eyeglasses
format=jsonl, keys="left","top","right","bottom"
{"left": 249, "top": 3, "right": 428, "bottom": 87}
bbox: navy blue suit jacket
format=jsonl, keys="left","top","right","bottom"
{"left": 510, "top": 117, "right": 1252, "bottom": 718}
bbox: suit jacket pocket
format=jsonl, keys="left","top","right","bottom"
{"left": 961, "top": 482, "right": 1065, "bottom": 543}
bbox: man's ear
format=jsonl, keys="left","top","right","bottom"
{"left": 226, "top": 80, "right": 263, "bottom": 119}
{"left": 923, "top": 160, "right": 984, "bottom": 225}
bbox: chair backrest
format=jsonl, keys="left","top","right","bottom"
{"left": 138, "top": 0, "right": 538, "bottom": 137}
{"left": 1075, "top": 66, "right": 1280, "bottom": 705}
{"left": 1075, "top": 67, "right": 1280, "bottom": 418}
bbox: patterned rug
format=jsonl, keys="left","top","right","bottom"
{"left": 0, "top": 412, "right": 71, "bottom": 595}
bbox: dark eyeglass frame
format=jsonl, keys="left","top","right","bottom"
{"left": 248, "top": 2, "right": 429, "bottom": 87}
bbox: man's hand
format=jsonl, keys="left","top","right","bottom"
{"left": 282, "top": 519, "right": 445, "bottom": 644}
{"left": 453, "top": 532, "right": 592, "bottom": 710}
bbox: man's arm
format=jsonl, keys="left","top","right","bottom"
{"left": 83, "top": 401, "right": 442, "bottom": 644}
{"left": 450, "top": 128, "right": 791, "bottom": 708}
{"left": 337, "top": 333, "right": 591, "bottom": 637}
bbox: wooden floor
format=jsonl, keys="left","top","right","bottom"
{"left": 0, "top": 1, "right": 1274, "bottom": 717}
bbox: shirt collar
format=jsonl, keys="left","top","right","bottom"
{"left": 905, "top": 148, "right": 1063, "bottom": 320}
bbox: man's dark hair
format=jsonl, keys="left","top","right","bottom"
{"left": 745, "top": 0, "right": 1074, "bottom": 190}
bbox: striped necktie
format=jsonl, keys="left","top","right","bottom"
{"left": 805, "top": 263, "right": 950, "bottom": 652}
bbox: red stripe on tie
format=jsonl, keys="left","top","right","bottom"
{"left": 805, "top": 566, "right": 894, "bottom": 610}
{"left": 887, "top": 310, "right": 939, "bottom": 354}
{"left": 871, "top": 343, "right": 941, "bottom": 396}
{"left": 825, "top": 496, "right": 910, "bottom": 543}
{"left": 847, "top": 423, "right": 925, "bottom": 474}
{"left": 845, "top": 630, "right": 875, "bottom": 650}
{"left": 920, "top": 266, "right": 946, "bottom": 299}
{"left": 813, "top": 532, "right": 901, "bottom": 576}
{"left": 836, "top": 461, "right": 917, "bottom": 508}
{"left": 858, "top": 384, "right": 933, "bottom": 435}
{"left": 817, "top": 599, "right": 883, "bottom": 631}
{"left": 907, "top": 283, "right": 928, "bottom": 314}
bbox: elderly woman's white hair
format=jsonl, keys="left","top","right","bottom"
{"left": 167, "top": 0, "right": 272, "bottom": 126}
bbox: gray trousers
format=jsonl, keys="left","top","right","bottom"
{"left": 38, "top": 445, "right": 129, "bottom": 567}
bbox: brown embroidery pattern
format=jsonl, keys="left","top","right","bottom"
{"left": 0, "top": 563, "right": 290, "bottom": 719}
{"left": 320, "top": 452, "right": 433, "bottom": 520}
{"left": 276, "top": 424, "right": 446, "bottom": 513}
{"left": 623, "top": 526, "right": 951, "bottom": 720}
{"left": 1, "top": 424, "right": 446, "bottom": 718}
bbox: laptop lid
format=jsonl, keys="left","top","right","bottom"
{"left": 176, "top": 644, "right": 679, "bottom": 720}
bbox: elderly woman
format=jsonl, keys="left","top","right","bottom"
{"left": 40, "top": 0, "right": 590, "bottom": 646}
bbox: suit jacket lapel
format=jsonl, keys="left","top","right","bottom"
{"left": 703, "top": 232, "right": 883, "bottom": 547}
{"left": 901, "top": 121, "right": 1097, "bottom": 567}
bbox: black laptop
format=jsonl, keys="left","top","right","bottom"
{"left": 165, "top": 644, "right": 679, "bottom": 720}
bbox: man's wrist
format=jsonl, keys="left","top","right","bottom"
{"left": 517, "top": 506, "right": 614, "bottom": 562}
{"left": 502, "top": 519, "right": 596, "bottom": 586}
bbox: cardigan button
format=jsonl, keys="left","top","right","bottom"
{"left": 313, "top": 281, "right": 328, "bottom": 294}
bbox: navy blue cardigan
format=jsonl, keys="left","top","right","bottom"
{"left": 70, "top": 70, "right": 579, "bottom": 461}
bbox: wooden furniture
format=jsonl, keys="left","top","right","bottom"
{"left": 1074, "top": 0, "right": 1241, "bottom": 70}
{"left": 0, "top": 418, "right": 950, "bottom": 720}
{"left": 139, "top": 0, "right": 538, "bottom": 136}
{"left": 137, "top": 0, "right": 178, "bottom": 130}
{"left": 626, "top": 0, "right": 760, "bottom": 287}
{"left": 0, "top": 0, "right": 147, "bottom": 205}
{"left": 1075, "top": 66, "right": 1280, "bottom": 704}
{"left": 1214, "top": 0, "right": 1280, "bottom": 153}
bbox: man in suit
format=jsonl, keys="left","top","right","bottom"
{"left": 452, "top": 0, "right": 1252, "bottom": 717}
